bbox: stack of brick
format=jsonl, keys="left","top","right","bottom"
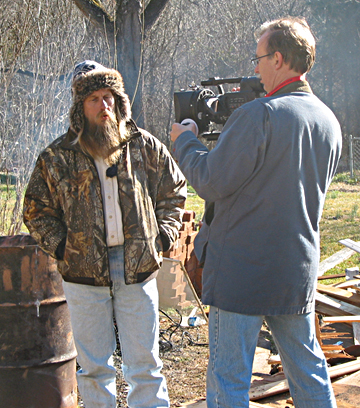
{"left": 157, "top": 210, "right": 203, "bottom": 310}
{"left": 183, "top": 214, "right": 203, "bottom": 299}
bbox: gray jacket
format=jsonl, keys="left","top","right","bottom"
{"left": 173, "top": 84, "right": 342, "bottom": 315}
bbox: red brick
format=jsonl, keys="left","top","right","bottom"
{"left": 172, "top": 282, "right": 187, "bottom": 295}
{"left": 171, "top": 292, "right": 187, "bottom": 303}
{"left": 182, "top": 210, "right": 195, "bottom": 222}
{"left": 179, "top": 230, "right": 187, "bottom": 240}
{"left": 186, "top": 231, "right": 198, "bottom": 245}
{"left": 177, "top": 300, "right": 192, "bottom": 309}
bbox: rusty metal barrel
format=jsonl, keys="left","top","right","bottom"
{"left": 0, "top": 235, "right": 77, "bottom": 408}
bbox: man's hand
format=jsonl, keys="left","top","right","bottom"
{"left": 170, "top": 119, "right": 198, "bottom": 142}
{"left": 170, "top": 123, "right": 189, "bottom": 142}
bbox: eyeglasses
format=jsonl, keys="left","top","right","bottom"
{"left": 250, "top": 52, "right": 274, "bottom": 67}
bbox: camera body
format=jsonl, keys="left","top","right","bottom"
{"left": 174, "top": 76, "right": 265, "bottom": 140}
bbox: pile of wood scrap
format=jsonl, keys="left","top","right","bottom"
{"left": 182, "top": 239, "right": 360, "bottom": 407}
{"left": 247, "top": 239, "right": 360, "bottom": 406}
{"left": 315, "top": 238, "right": 360, "bottom": 350}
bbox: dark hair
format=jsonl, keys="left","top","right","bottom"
{"left": 256, "top": 17, "right": 316, "bottom": 74}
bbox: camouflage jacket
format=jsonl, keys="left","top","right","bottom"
{"left": 23, "top": 121, "right": 186, "bottom": 286}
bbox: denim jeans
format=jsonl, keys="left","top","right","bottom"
{"left": 62, "top": 245, "right": 169, "bottom": 408}
{"left": 207, "top": 307, "right": 336, "bottom": 408}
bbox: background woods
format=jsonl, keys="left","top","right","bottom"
{"left": 1, "top": 0, "right": 360, "bottom": 234}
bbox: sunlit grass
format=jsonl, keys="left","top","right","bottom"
{"left": 185, "top": 184, "right": 205, "bottom": 224}
{"left": 321, "top": 190, "right": 360, "bottom": 260}
{"left": 319, "top": 181, "right": 360, "bottom": 281}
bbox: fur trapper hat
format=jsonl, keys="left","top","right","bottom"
{"left": 69, "top": 60, "right": 131, "bottom": 135}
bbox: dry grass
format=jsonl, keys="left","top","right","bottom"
{"left": 93, "top": 313, "right": 209, "bottom": 408}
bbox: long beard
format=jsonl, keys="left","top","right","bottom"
{"left": 80, "top": 113, "right": 128, "bottom": 165}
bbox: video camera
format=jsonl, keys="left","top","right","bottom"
{"left": 174, "top": 76, "right": 265, "bottom": 140}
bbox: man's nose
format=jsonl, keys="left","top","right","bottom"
{"left": 100, "top": 99, "right": 109, "bottom": 110}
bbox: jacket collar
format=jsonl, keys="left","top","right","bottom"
{"left": 269, "top": 79, "right": 313, "bottom": 97}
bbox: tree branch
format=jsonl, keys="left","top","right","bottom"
{"left": 72, "top": 0, "right": 114, "bottom": 34}
{"left": 1, "top": 68, "right": 69, "bottom": 81}
{"left": 144, "top": 0, "right": 171, "bottom": 32}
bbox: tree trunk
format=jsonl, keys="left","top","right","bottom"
{"left": 72, "top": 0, "right": 171, "bottom": 128}
{"left": 115, "top": 2, "right": 144, "bottom": 125}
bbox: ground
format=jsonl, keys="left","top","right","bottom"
{"left": 77, "top": 311, "right": 280, "bottom": 407}
{"left": 328, "top": 182, "right": 360, "bottom": 192}
{"left": 76, "top": 310, "right": 210, "bottom": 407}
{"left": 77, "top": 316, "right": 360, "bottom": 408}
{"left": 115, "top": 311, "right": 210, "bottom": 407}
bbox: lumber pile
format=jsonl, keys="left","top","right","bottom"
{"left": 315, "top": 239, "right": 360, "bottom": 347}
{"left": 180, "top": 239, "right": 360, "bottom": 407}
{"left": 247, "top": 239, "right": 360, "bottom": 404}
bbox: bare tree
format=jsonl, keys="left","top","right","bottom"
{"left": 4, "top": 0, "right": 358, "bottom": 236}
{"left": 142, "top": 0, "right": 311, "bottom": 142}
{"left": 308, "top": 0, "right": 360, "bottom": 168}
{"left": 0, "top": 0, "right": 97, "bottom": 234}
{"left": 72, "top": 0, "right": 172, "bottom": 125}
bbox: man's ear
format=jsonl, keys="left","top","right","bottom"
{"left": 274, "top": 51, "right": 284, "bottom": 70}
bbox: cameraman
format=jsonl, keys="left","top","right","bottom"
{"left": 171, "top": 17, "right": 340, "bottom": 408}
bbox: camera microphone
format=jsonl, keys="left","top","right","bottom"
{"left": 106, "top": 164, "right": 117, "bottom": 178}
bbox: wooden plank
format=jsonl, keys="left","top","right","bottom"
{"left": 315, "top": 313, "right": 323, "bottom": 345}
{"left": 267, "top": 354, "right": 281, "bottom": 365}
{"left": 317, "top": 283, "right": 360, "bottom": 307}
{"left": 180, "top": 399, "right": 274, "bottom": 407}
{"left": 249, "top": 377, "right": 288, "bottom": 401}
{"left": 249, "top": 403, "right": 274, "bottom": 408}
{"left": 318, "top": 247, "right": 355, "bottom": 276}
{"left": 323, "top": 351, "right": 354, "bottom": 359}
{"left": 180, "top": 399, "right": 207, "bottom": 408}
{"left": 328, "top": 359, "right": 360, "bottom": 377}
{"left": 334, "top": 279, "right": 360, "bottom": 289}
{"left": 320, "top": 332, "right": 351, "bottom": 338}
{"left": 318, "top": 273, "right": 346, "bottom": 280}
{"left": 182, "top": 360, "right": 360, "bottom": 406}
{"left": 249, "top": 360, "right": 360, "bottom": 401}
{"left": 322, "top": 316, "right": 360, "bottom": 324}
{"left": 315, "top": 292, "right": 360, "bottom": 316}
{"left": 321, "top": 345, "right": 344, "bottom": 351}
{"left": 331, "top": 278, "right": 360, "bottom": 290}
{"left": 339, "top": 239, "right": 360, "bottom": 254}
{"left": 354, "top": 323, "right": 360, "bottom": 345}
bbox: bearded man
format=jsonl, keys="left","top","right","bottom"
{"left": 23, "top": 61, "right": 187, "bottom": 408}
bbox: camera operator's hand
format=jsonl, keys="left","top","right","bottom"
{"left": 171, "top": 119, "right": 198, "bottom": 142}
{"left": 171, "top": 123, "right": 191, "bottom": 142}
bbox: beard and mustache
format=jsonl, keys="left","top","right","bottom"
{"left": 79, "top": 109, "right": 129, "bottom": 166}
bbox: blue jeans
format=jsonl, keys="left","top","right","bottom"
{"left": 207, "top": 307, "right": 336, "bottom": 408}
{"left": 62, "top": 246, "right": 169, "bottom": 408}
